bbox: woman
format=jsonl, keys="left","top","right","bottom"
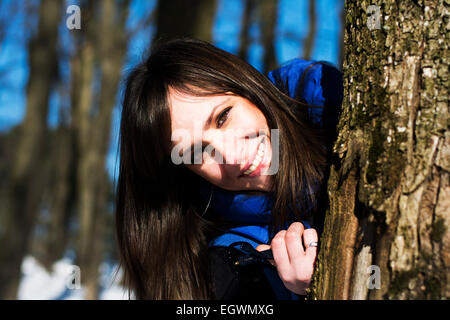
{"left": 115, "top": 38, "right": 342, "bottom": 299}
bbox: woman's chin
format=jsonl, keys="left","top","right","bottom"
{"left": 206, "top": 172, "right": 273, "bottom": 192}
{"left": 239, "top": 176, "right": 273, "bottom": 192}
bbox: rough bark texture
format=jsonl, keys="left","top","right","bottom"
{"left": 0, "top": 0, "right": 62, "bottom": 299}
{"left": 311, "top": 0, "right": 449, "bottom": 300}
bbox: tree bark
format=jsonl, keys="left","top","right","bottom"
{"left": 311, "top": 0, "right": 449, "bottom": 300}
{"left": 0, "top": 0, "right": 62, "bottom": 299}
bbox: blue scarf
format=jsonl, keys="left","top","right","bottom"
{"left": 198, "top": 179, "right": 312, "bottom": 249}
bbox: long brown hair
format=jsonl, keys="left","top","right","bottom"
{"left": 115, "top": 38, "right": 326, "bottom": 299}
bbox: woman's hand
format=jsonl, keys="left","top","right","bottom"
{"left": 256, "top": 222, "right": 318, "bottom": 295}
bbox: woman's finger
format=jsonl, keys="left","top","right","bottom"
{"left": 255, "top": 244, "right": 271, "bottom": 252}
{"left": 255, "top": 244, "right": 276, "bottom": 266}
{"left": 271, "top": 230, "right": 290, "bottom": 274}
{"left": 285, "top": 222, "right": 305, "bottom": 263}
{"left": 303, "top": 228, "right": 318, "bottom": 260}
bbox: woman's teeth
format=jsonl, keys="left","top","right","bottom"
{"left": 243, "top": 141, "right": 265, "bottom": 176}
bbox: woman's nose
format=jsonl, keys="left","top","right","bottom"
{"left": 203, "top": 130, "right": 243, "bottom": 166}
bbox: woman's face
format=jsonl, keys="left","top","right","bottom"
{"left": 169, "top": 87, "right": 273, "bottom": 192}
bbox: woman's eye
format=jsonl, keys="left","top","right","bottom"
{"left": 216, "top": 107, "right": 232, "bottom": 128}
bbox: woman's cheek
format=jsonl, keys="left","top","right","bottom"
{"left": 194, "top": 164, "right": 225, "bottom": 186}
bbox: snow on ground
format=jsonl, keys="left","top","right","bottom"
{"left": 18, "top": 255, "right": 131, "bottom": 300}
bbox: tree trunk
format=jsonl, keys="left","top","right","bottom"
{"left": 303, "top": 0, "right": 317, "bottom": 60}
{"left": 154, "top": 0, "right": 217, "bottom": 43}
{"left": 311, "top": 0, "right": 449, "bottom": 300}
{"left": 0, "top": 0, "right": 62, "bottom": 299}
{"left": 71, "top": 4, "right": 96, "bottom": 298}
{"left": 73, "top": 0, "right": 130, "bottom": 300}
{"left": 40, "top": 123, "right": 77, "bottom": 271}
{"left": 238, "top": 0, "right": 255, "bottom": 62}
{"left": 259, "top": 0, "right": 278, "bottom": 75}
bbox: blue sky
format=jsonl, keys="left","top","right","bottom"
{"left": 0, "top": 0, "right": 343, "bottom": 181}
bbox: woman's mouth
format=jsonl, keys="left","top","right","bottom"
{"left": 239, "top": 137, "right": 267, "bottom": 177}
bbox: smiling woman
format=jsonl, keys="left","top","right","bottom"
{"left": 169, "top": 88, "right": 273, "bottom": 192}
{"left": 116, "top": 38, "right": 341, "bottom": 299}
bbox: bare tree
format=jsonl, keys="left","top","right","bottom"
{"left": 238, "top": 0, "right": 256, "bottom": 62}
{"left": 0, "top": 0, "right": 62, "bottom": 299}
{"left": 39, "top": 111, "right": 77, "bottom": 271}
{"left": 303, "top": 0, "right": 317, "bottom": 60}
{"left": 258, "top": 0, "right": 278, "bottom": 75}
{"left": 71, "top": 0, "right": 130, "bottom": 300}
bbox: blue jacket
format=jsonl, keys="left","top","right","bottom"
{"left": 203, "top": 59, "right": 343, "bottom": 299}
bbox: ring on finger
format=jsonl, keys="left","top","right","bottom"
{"left": 307, "top": 242, "right": 318, "bottom": 248}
